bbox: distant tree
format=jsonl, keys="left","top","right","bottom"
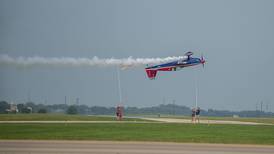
{"left": 67, "top": 105, "right": 78, "bottom": 114}
{"left": 25, "top": 102, "right": 37, "bottom": 112}
{"left": 0, "top": 101, "right": 9, "bottom": 114}
{"left": 48, "top": 104, "right": 68, "bottom": 113}
{"left": 37, "top": 108, "right": 47, "bottom": 113}
{"left": 76, "top": 105, "right": 90, "bottom": 115}
{"left": 17, "top": 103, "right": 25, "bottom": 113}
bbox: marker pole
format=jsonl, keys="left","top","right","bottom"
{"left": 117, "top": 67, "right": 122, "bottom": 105}
{"left": 195, "top": 71, "right": 198, "bottom": 109}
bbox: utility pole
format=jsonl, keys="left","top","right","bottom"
{"left": 260, "top": 101, "right": 263, "bottom": 117}
{"left": 261, "top": 101, "right": 263, "bottom": 112}
{"left": 172, "top": 99, "right": 175, "bottom": 115}
{"left": 27, "top": 90, "right": 31, "bottom": 102}
{"left": 163, "top": 97, "right": 166, "bottom": 105}
{"left": 255, "top": 102, "right": 258, "bottom": 117}
{"left": 76, "top": 97, "right": 80, "bottom": 105}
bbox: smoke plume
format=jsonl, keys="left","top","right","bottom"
{"left": 0, "top": 54, "right": 186, "bottom": 68}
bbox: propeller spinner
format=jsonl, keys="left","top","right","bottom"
{"left": 200, "top": 55, "right": 206, "bottom": 68}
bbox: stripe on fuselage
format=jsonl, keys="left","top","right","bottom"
{"left": 145, "top": 63, "right": 200, "bottom": 71}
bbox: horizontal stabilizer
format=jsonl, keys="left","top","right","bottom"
{"left": 146, "top": 69, "right": 157, "bottom": 80}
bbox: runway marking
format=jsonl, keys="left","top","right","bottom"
{"left": 142, "top": 118, "right": 273, "bottom": 125}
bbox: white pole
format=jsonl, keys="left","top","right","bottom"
{"left": 194, "top": 71, "right": 198, "bottom": 124}
{"left": 195, "top": 71, "right": 198, "bottom": 109}
{"left": 117, "top": 67, "right": 122, "bottom": 104}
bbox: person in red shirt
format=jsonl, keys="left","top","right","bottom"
{"left": 191, "top": 108, "right": 196, "bottom": 123}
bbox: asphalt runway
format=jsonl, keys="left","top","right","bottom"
{"left": 1, "top": 140, "right": 274, "bottom": 154}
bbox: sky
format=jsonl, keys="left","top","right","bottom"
{"left": 1, "top": 0, "right": 274, "bottom": 111}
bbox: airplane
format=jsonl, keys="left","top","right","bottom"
{"left": 145, "top": 52, "right": 205, "bottom": 79}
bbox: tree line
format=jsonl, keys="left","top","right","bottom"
{"left": 0, "top": 100, "right": 273, "bottom": 117}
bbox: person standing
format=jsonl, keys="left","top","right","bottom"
{"left": 191, "top": 108, "right": 196, "bottom": 123}
{"left": 116, "top": 105, "right": 123, "bottom": 121}
{"left": 195, "top": 107, "right": 201, "bottom": 123}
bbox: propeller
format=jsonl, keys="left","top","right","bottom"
{"left": 200, "top": 54, "right": 205, "bottom": 68}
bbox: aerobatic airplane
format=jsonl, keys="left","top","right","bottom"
{"left": 145, "top": 52, "right": 205, "bottom": 79}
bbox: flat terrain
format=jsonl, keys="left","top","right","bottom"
{"left": 1, "top": 123, "right": 274, "bottom": 145}
{"left": 1, "top": 114, "right": 274, "bottom": 145}
{"left": 176, "top": 116, "right": 274, "bottom": 124}
{"left": 2, "top": 114, "right": 273, "bottom": 125}
{"left": 146, "top": 115, "right": 274, "bottom": 124}
{"left": 142, "top": 117, "right": 272, "bottom": 125}
{"left": 200, "top": 117, "right": 274, "bottom": 124}
{"left": 0, "top": 114, "right": 146, "bottom": 121}
{"left": 1, "top": 140, "right": 274, "bottom": 154}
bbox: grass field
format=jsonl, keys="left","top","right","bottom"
{"left": 1, "top": 123, "right": 274, "bottom": 145}
{"left": 0, "top": 114, "right": 147, "bottom": 121}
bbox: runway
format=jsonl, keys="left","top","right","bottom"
{"left": 142, "top": 118, "right": 272, "bottom": 125}
{"left": 1, "top": 140, "right": 274, "bottom": 154}
{"left": 0, "top": 118, "right": 271, "bottom": 125}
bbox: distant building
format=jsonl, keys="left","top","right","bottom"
{"left": 233, "top": 114, "right": 239, "bottom": 118}
{"left": 6, "top": 102, "right": 18, "bottom": 113}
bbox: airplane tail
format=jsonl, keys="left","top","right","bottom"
{"left": 145, "top": 69, "right": 157, "bottom": 80}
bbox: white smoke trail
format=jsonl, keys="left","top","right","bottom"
{"left": 0, "top": 54, "right": 186, "bottom": 68}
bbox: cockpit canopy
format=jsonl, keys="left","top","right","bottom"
{"left": 184, "top": 51, "right": 193, "bottom": 57}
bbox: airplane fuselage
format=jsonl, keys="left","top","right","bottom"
{"left": 146, "top": 53, "right": 205, "bottom": 79}
{"left": 146, "top": 57, "right": 202, "bottom": 71}
{"left": 145, "top": 52, "right": 205, "bottom": 79}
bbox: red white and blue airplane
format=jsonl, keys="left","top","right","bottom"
{"left": 145, "top": 52, "right": 205, "bottom": 79}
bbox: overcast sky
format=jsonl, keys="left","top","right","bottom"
{"left": 1, "top": 0, "right": 274, "bottom": 111}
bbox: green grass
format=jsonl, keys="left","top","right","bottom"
{"left": 0, "top": 114, "right": 146, "bottom": 121}
{"left": 1, "top": 123, "right": 274, "bottom": 145}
